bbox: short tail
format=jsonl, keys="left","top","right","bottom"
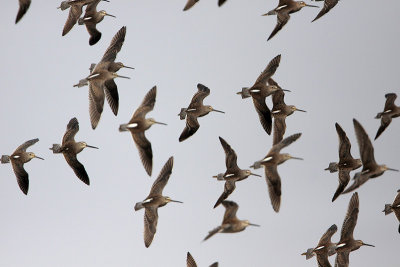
{"left": 213, "top": 173, "right": 225, "bottom": 181}
{"left": 0, "top": 155, "right": 10, "bottom": 164}
{"left": 250, "top": 161, "right": 262, "bottom": 169}
{"left": 134, "top": 202, "right": 144, "bottom": 211}
{"left": 383, "top": 204, "right": 393, "bottom": 215}
{"left": 375, "top": 112, "right": 383, "bottom": 119}
{"left": 49, "top": 144, "right": 63, "bottom": 153}
{"left": 301, "top": 248, "right": 314, "bottom": 260}
{"left": 324, "top": 162, "right": 338, "bottom": 173}
{"left": 262, "top": 10, "right": 276, "bottom": 16}
{"left": 236, "top": 87, "right": 251, "bottom": 99}
{"left": 178, "top": 108, "right": 187, "bottom": 120}
{"left": 119, "top": 124, "right": 129, "bottom": 132}
{"left": 73, "top": 78, "right": 88, "bottom": 88}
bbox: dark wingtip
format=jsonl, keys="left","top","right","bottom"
{"left": 89, "top": 32, "right": 102, "bottom": 46}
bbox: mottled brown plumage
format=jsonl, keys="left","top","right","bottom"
{"left": 383, "top": 189, "right": 400, "bottom": 234}
{"left": 183, "top": 0, "right": 199, "bottom": 10}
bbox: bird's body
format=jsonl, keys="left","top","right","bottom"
{"left": 134, "top": 157, "right": 182, "bottom": 247}
{"left": 178, "top": 84, "right": 224, "bottom": 142}
{"left": 16, "top": 0, "right": 31, "bottom": 23}
{"left": 375, "top": 93, "right": 400, "bottom": 140}
{"left": 311, "top": 0, "right": 339, "bottom": 22}
{"left": 50, "top": 118, "right": 98, "bottom": 186}
{"left": 383, "top": 189, "right": 400, "bottom": 233}
{"left": 342, "top": 119, "right": 398, "bottom": 194}
{"left": 263, "top": 0, "right": 318, "bottom": 41}
{"left": 251, "top": 133, "right": 302, "bottom": 212}
{"left": 1, "top": 138, "right": 43, "bottom": 194}
{"left": 119, "top": 86, "right": 166, "bottom": 176}
{"left": 204, "top": 200, "right": 259, "bottom": 241}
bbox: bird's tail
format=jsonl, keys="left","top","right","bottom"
{"left": 119, "top": 124, "right": 129, "bottom": 132}
{"left": 324, "top": 162, "right": 338, "bottom": 173}
{"left": 73, "top": 78, "right": 88, "bottom": 88}
{"left": 263, "top": 10, "right": 277, "bottom": 16}
{"left": 57, "top": 1, "right": 70, "bottom": 11}
{"left": 383, "top": 204, "right": 393, "bottom": 215}
{"left": 375, "top": 112, "right": 383, "bottom": 119}
{"left": 213, "top": 173, "right": 225, "bottom": 181}
{"left": 78, "top": 18, "right": 85, "bottom": 25}
{"left": 0, "top": 155, "right": 10, "bottom": 164}
{"left": 134, "top": 202, "right": 144, "bottom": 211}
{"left": 301, "top": 248, "right": 315, "bottom": 260}
{"left": 178, "top": 108, "right": 187, "bottom": 120}
{"left": 250, "top": 161, "right": 262, "bottom": 169}
{"left": 236, "top": 87, "right": 251, "bottom": 99}
{"left": 50, "top": 144, "right": 63, "bottom": 154}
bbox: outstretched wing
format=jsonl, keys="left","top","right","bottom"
{"left": 132, "top": 132, "right": 153, "bottom": 176}
{"left": 218, "top": 137, "right": 239, "bottom": 172}
{"left": 188, "top": 83, "right": 210, "bottom": 109}
{"left": 63, "top": 152, "right": 90, "bottom": 185}
{"left": 265, "top": 165, "right": 281, "bottom": 212}
{"left": 270, "top": 133, "right": 301, "bottom": 154}
{"left": 179, "top": 115, "right": 200, "bottom": 142}
{"left": 267, "top": 12, "right": 290, "bottom": 41}
{"left": 213, "top": 180, "right": 236, "bottom": 209}
{"left": 312, "top": 0, "right": 339, "bottom": 22}
{"left": 144, "top": 207, "right": 158, "bottom": 248}
{"left": 132, "top": 86, "right": 157, "bottom": 120}
{"left": 254, "top": 55, "right": 281, "bottom": 85}
{"left": 149, "top": 157, "right": 174, "bottom": 196}
{"left": 63, "top": 118, "right": 79, "bottom": 144}
{"left": 16, "top": 0, "right": 31, "bottom": 23}
{"left": 332, "top": 170, "right": 350, "bottom": 202}
{"left": 11, "top": 160, "right": 29, "bottom": 195}
{"left": 252, "top": 97, "right": 272, "bottom": 135}
{"left": 187, "top": 252, "right": 198, "bottom": 267}
{"left": 101, "top": 26, "right": 126, "bottom": 63}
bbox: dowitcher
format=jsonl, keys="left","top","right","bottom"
{"left": 213, "top": 137, "right": 261, "bottom": 208}
{"left": 1, "top": 138, "right": 43, "bottom": 195}
{"left": 301, "top": 224, "right": 337, "bottom": 267}
{"left": 183, "top": 0, "right": 199, "bottom": 11}
{"left": 325, "top": 123, "right": 362, "bottom": 202}
{"left": 237, "top": 55, "right": 290, "bottom": 135}
{"left": 119, "top": 86, "right": 167, "bottom": 176}
{"left": 178, "top": 83, "right": 224, "bottom": 142}
{"left": 187, "top": 252, "right": 218, "bottom": 267}
{"left": 311, "top": 0, "right": 339, "bottom": 22}
{"left": 203, "top": 200, "right": 259, "bottom": 241}
{"left": 342, "top": 119, "right": 398, "bottom": 194}
{"left": 383, "top": 189, "right": 400, "bottom": 233}
{"left": 263, "top": 0, "right": 318, "bottom": 41}
{"left": 271, "top": 86, "right": 305, "bottom": 145}
{"left": 134, "top": 157, "right": 182, "bottom": 247}
{"left": 374, "top": 93, "right": 400, "bottom": 140}
{"left": 334, "top": 192, "right": 374, "bottom": 266}
{"left": 16, "top": 0, "right": 31, "bottom": 23}
{"left": 77, "top": 0, "right": 116, "bottom": 45}
{"left": 250, "top": 133, "right": 302, "bottom": 212}
{"left": 50, "top": 117, "right": 98, "bottom": 185}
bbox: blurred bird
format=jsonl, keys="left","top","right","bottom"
{"left": 263, "top": 0, "right": 318, "bottom": 41}
{"left": 311, "top": 0, "right": 339, "bottom": 22}
{"left": 119, "top": 86, "right": 167, "bottom": 176}
{"left": 1, "top": 138, "right": 43, "bottom": 195}
{"left": 325, "top": 123, "right": 362, "bottom": 202}
{"left": 301, "top": 224, "right": 337, "bottom": 267}
{"left": 374, "top": 93, "right": 400, "bottom": 140}
{"left": 50, "top": 117, "right": 98, "bottom": 185}
{"left": 15, "top": 0, "right": 31, "bottom": 23}
{"left": 383, "top": 189, "right": 400, "bottom": 234}
{"left": 78, "top": 0, "right": 116, "bottom": 45}
{"left": 335, "top": 192, "right": 374, "bottom": 267}
{"left": 237, "top": 55, "right": 290, "bottom": 135}
{"left": 204, "top": 200, "right": 259, "bottom": 241}
{"left": 187, "top": 252, "right": 218, "bottom": 267}
{"left": 342, "top": 119, "right": 398, "bottom": 194}
{"left": 183, "top": 0, "right": 199, "bottom": 11}
{"left": 213, "top": 137, "right": 261, "bottom": 208}
{"left": 178, "top": 84, "right": 224, "bottom": 142}
{"left": 271, "top": 85, "right": 305, "bottom": 145}
{"left": 134, "top": 157, "right": 182, "bottom": 247}
{"left": 250, "top": 133, "right": 302, "bottom": 212}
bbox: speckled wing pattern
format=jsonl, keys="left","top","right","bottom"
{"left": 148, "top": 157, "right": 174, "bottom": 197}
{"left": 253, "top": 97, "right": 273, "bottom": 135}
{"left": 179, "top": 115, "right": 200, "bottom": 142}
{"left": 268, "top": 12, "right": 290, "bottom": 41}
{"left": 62, "top": 118, "right": 79, "bottom": 144}
{"left": 62, "top": 4, "right": 83, "bottom": 36}
{"left": 144, "top": 207, "right": 158, "bottom": 247}
{"left": 186, "top": 252, "right": 198, "bottom": 267}
{"left": 101, "top": 26, "right": 126, "bottom": 63}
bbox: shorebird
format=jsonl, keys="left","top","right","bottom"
{"left": 119, "top": 86, "right": 167, "bottom": 176}
{"left": 16, "top": 0, "right": 31, "bottom": 23}
{"left": 335, "top": 192, "right": 374, "bottom": 267}
{"left": 178, "top": 83, "right": 224, "bottom": 142}
{"left": 325, "top": 123, "right": 362, "bottom": 202}
{"left": 187, "top": 252, "right": 218, "bottom": 267}
{"left": 383, "top": 189, "right": 400, "bottom": 233}
{"left": 213, "top": 137, "right": 261, "bottom": 208}
{"left": 204, "top": 200, "right": 259, "bottom": 241}
{"left": 250, "top": 133, "right": 302, "bottom": 212}
{"left": 263, "top": 0, "right": 318, "bottom": 41}
{"left": 271, "top": 86, "right": 305, "bottom": 145}
{"left": 82, "top": 26, "right": 131, "bottom": 129}
{"left": 311, "top": 0, "right": 339, "bottom": 22}
{"left": 1, "top": 138, "right": 43, "bottom": 195}
{"left": 301, "top": 224, "right": 337, "bottom": 267}
{"left": 183, "top": 0, "right": 199, "bottom": 11}
{"left": 77, "top": 0, "right": 116, "bottom": 45}
{"left": 237, "top": 55, "right": 290, "bottom": 135}
{"left": 134, "top": 157, "right": 182, "bottom": 247}
{"left": 50, "top": 117, "right": 98, "bottom": 185}
{"left": 342, "top": 119, "right": 398, "bottom": 194}
{"left": 374, "top": 93, "right": 400, "bottom": 140}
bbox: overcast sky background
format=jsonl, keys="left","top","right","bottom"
{"left": 0, "top": 1, "right": 399, "bottom": 266}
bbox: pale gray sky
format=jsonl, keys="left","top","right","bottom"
{"left": 0, "top": 1, "right": 399, "bottom": 266}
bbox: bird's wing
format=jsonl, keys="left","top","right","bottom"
{"left": 222, "top": 200, "right": 239, "bottom": 222}
{"left": 218, "top": 0, "right": 227, "bottom": 6}
{"left": 89, "top": 79, "right": 105, "bottom": 114}
{"left": 62, "top": 117, "right": 79, "bottom": 144}
{"left": 392, "top": 190, "right": 400, "bottom": 207}
{"left": 341, "top": 172, "right": 369, "bottom": 194}
{"left": 254, "top": 55, "right": 281, "bottom": 85}
{"left": 265, "top": 165, "right": 281, "bottom": 212}
{"left": 149, "top": 157, "right": 174, "bottom": 196}
{"left": 317, "top": 254, "right": 332, "bottom": 267}
{"left": 183, "top": 0, "right": 199, "bottom": 11}
{"left": 88, "top": 89, "right": 102, "bottom": 129}
{"left": 339, "top": 192, "right": 359, "bottom": 241}
{"left": 332, "top": 170, "right": 350, "bottom": 202}
{"left": 132, "top": 86, "right": 156, "bottom": 120}
{"left": 267, "top": 12, "right": 290, "bottom": 41}
{"left": 101, "top": 26, "right": 126, "bottom": 62}
{"left": 353, "top": 119, "right": 377, "bottom": 169}
{"left": 317, "top": 224, "right": 338, "bottom": 247}
{"left": 252, "top": 97, "right": 272, "bottom": 135}
{"left": 16, "top": 0, "right": 31, "bottom": 23}
{"left": 334, "top": 252, "right": 349, "bottom": 267}
{"left": 279, "top": 0, "right": 293, "bottom": 6}
{"left": 187, "top": 252, "right": 198, "bottom": 267}
{"left": 384, "top": 93, "right": 397, "bottom": 111}
{"left": 63, "top": 152, "right": 90, "bottom": 185}
{"left": 203, "top": 225, "right": 222, "bottom": 241}
{"left": 188, "top": 83, "right": 210, "bottom": 109}
{"left": 132, "top": 132, "right": 153, "bottom": 176}
{"left": 213, "top": 180, "right": 236, "bottom": 209}
{"left": 84, "top": 0, "right": 100, "bottom": 14}
{"left": 272, "top": 116, "right": 286, "bottom": 146}
{"left": 179, "top": 115, "right": 200, "bottom": 142}
{"left": 85, "top": 22, "right": 102, "bottom": 46}
{"left": 218, "top": 137, "right": 239, "bottom": 172}
{"left": 270, "top": 132, "right": 301, "bottom": 153}
{"left": 14, "top": 138, "right": 39, "bottom": 153}
{"left": 335, "top": 123, "right": 353, "bottom": 161}
{"left": 375, "top": 115, "right": 392, "bottom": 140}
{"left": 11, "top": 160, "right": 29, "bottom": 195}
{"left": 312, "top": 0, "right": 339, "bottom": 22}
{"left": 144, "top": 207, "right": 158, "bottom": 248}
{"left": 209, "top": 263, "right": 219, "bottom": 267}
{"left": 62, "top": 5, "right": 83, "bottom": 36}
{"left": 104, "top": 79, "right": 119, "bottom": 116}
{"left": 272, "top": 88, "right": 286, "bottom": 107}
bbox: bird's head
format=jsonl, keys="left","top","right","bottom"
{"left": 28, "top": 152, "right": 44, "bottom": 161}
{"left": 165, "top": 196, "right": 183, "bottom": 204}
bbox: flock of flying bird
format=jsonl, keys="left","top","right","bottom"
{"left": 6, "top": 0, "right": 400, "bottom": 266}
